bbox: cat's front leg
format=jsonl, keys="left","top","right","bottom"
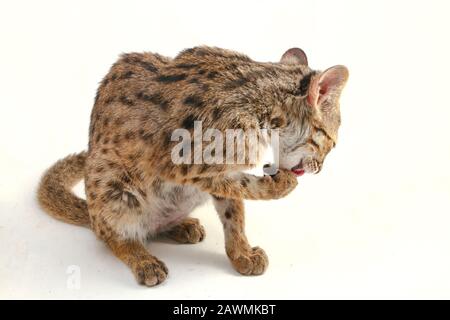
{"left": 187, "top": 169, "right": 298, "bottom": 200}
{"left": 213, "top": 197, "right": 268, "bottom": 275}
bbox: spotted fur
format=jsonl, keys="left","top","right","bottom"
{"left": 37, "top": 46, "right": 348, "bottom": 286}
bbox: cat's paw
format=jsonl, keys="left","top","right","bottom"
{"left": 231, "top": 246, "right": 269, "bottom": 276}
{"left": 261, "top": 169, "right": 298, "bottom": 199}
{"left": 132, "top": 258, "right": 168, "bottom": 287}
{"left": 164, "top": 218, "right": 206, "bottom": 244}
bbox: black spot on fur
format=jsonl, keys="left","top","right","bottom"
{"left": 207, "top": 71, "right": 219, "bottom": 79}
{"left": 120, "top": 173, "right": 131, "bottom": 184}
{"left": 181, "top": 165, "right": 189, "bottom": 176}
{"left": 136, "top": 91, "right": 169, "bottom": 110}
{"left": 106, "top": 161, "right": 119, "bottom": 169}
{"left": 176, "top": 63, "right": 197, "bottom": 69}
{"left": 309, "top": 138, "right": 320, "bottom": 149}
{"left": 184, "top": 95, "right": 205, "bottom": 108}
{"left": 182, "top": 114, "right": 197, "bottom": 130}
{"left": 224, "top": 78, "right": 248, "bottom": 90}
{"left": 105, "top": 181, "right": 139, "bottom": 208}
{"left": 241, "top": 177, "right": 250, "bottom": 188}
{"left": 140, "top": 61, "right": 158, "bottom": 72}
{"left": 111, "top": 74, "right": 118, "bottom": 81}
{"left": 212, "top": 107, "right": 223, "bottom": 120}
{"left": 224, "top": 209, "right": 233, "bottom": 219}
{"left": 119, "top": 96, "right": 135, "bottom": 106}
{"left": 179, "top": 48, "right": 195, "bottom": 56}
{"left": 122, "top": 55, "right": 158, "bottom": 73}
{"left": 156, "top": 74, "right": 187, "bottom": 83}
{"left": 105, "top": 180, "right": 123, "bottom": 201}
{"left": 164, "top": 131, "right": 173, "bottom": 147}
{"left": 193, "top": 49, "right": 209, "bottom": 57}
{"left": 119, "top": 71, "right": 134, "bottom": 80}
{"left": 153, "top": 54, "right": 166, "bottom": 64}
{"left": 270, "top": 117, "right": 284, "bottom": 128}
{"left": 296, "top": 72, "right": 317, "bottom": 96}
{"left": 189, "top": 78, "right": 199, "bottom": 84}
{"left": 74, "top": 201, "right": 83, "bottom": 210}
{"left": 124, "top": 192, "right": 140, "bottom": 209}
{"left": 127, "top": 152, "right": 140, "bottom": 162}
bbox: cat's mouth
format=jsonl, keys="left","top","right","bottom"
{"left": 291, "top": 161, "right": 305, "bottom": 177}
{"left": 292, "top": 159, "right": 322, "bottom": 176}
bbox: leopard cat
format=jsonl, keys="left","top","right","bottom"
{"left": 37, "top": 46, "right": 348, "bottom": 286}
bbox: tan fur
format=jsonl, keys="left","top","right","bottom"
{"left": 37, "top": 46, "right": 348, "bottom": 286}
{"left": 162, "top": 217, "right": 205, "bottom": 244}
{"left": 37, "top": 152, "right": 90, "bottom": 227}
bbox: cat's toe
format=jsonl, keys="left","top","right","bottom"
{"left": 132, "top": 258, "right": 168, "bottom": 287}
{"left": 231, "top": 246, "right": 269, "bottom": 276}
{"left": 187, "top": 223, "right": 206, "bottom": 243}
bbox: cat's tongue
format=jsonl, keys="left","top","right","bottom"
{"left": 292, "top": 168, "right": 305, "bottom": 177}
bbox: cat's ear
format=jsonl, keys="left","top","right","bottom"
{"left": 280, "top": 48, "right": 308, "bottom": 66}
{"left": 307, "top": 65, "right": 349, "bottom": 110}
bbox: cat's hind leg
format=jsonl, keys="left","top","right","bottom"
{"left": 106, "top": 236, "right": 168, "bottom": 286}
{"left": 90, "top": 208, "right": 169, "bottom": 286}
{"left": 86, "top": 161, "right": 168, "bottom": 287}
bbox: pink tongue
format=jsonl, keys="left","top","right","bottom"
{"left": 292, "top": 169, "right": 305, "bottom": 176}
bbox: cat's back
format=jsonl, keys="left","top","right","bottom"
{"left": 94, "top": 51, "right": 171, "bottom": 107}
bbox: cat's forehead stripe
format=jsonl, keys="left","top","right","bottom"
{"left": 313, "top": 125, "right": 336, "bottom": 145}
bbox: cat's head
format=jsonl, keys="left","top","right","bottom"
{"left": 277, "top": 48, "right": 349, "bottom": 176}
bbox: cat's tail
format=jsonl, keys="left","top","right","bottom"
{"left": 37, "top": 151, "right": 91, "bottom": 227}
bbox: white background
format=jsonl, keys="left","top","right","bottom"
{"left": 1, "top": 0, "right": 450, "bottom": 299}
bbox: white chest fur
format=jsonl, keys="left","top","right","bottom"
{"left": 113, "top": 180, "right": 210, "bottom": 240}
